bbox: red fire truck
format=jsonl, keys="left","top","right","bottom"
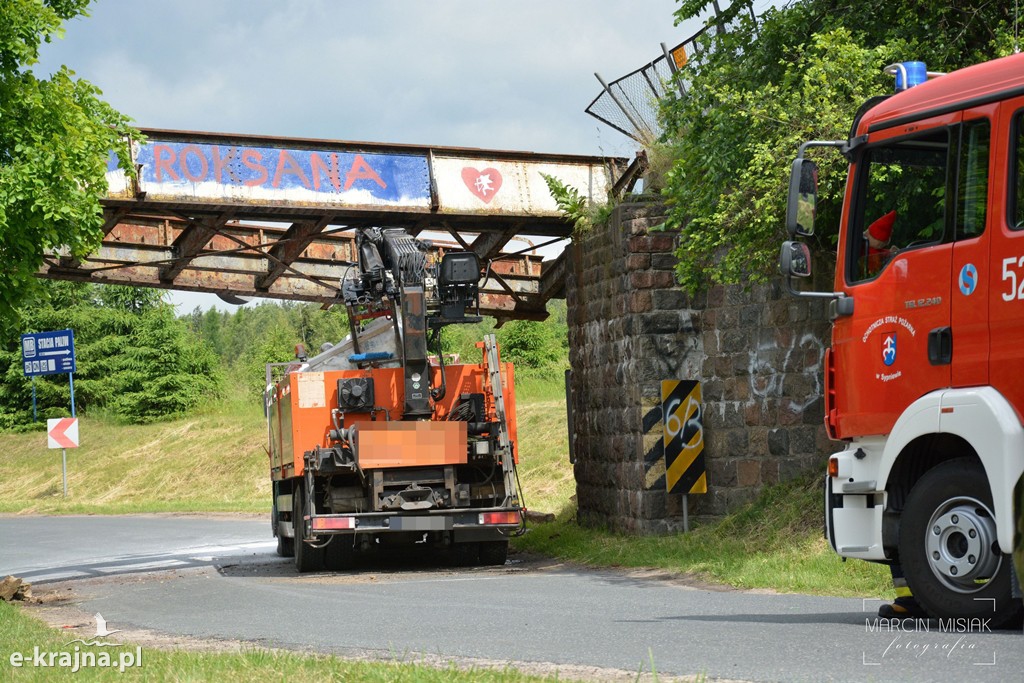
{"left": 781, "top": 53, "right": 1024, "bottom": 626}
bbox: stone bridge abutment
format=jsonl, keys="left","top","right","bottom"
{"left": 565, "top": 202, "right": 834, "bottom": 533}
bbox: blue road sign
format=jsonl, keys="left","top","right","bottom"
{"left": 21, "top": 329, "right": 76, "bottom": 376}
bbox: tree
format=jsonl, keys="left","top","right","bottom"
{"left": 661, "top": 0, "right": 1017, "bottom": 292}
{"left": 0, "top": 0, "right": 137, "bottom": 333}
{"left": 106, "top": 304, "right": 222, "bottom": 423}
{"left": 497, "top": 319, "right": 563, "bottom": 369}
{"left": 0, "top": 282, "right": 221, "bottom": 429}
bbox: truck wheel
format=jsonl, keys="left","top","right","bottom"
{"left": 272, "top": 502, "right": 294, "bottom": 557}
{"left": 293, "top": 487, "right": 325, "bottom": 573}
{"left": 276, "top": 531, "right": 294, "bottom": 558}
{"left": 451, "top": 542, "right": 479, "bottom": 567}
{"left": 325, "top": 536, "right": 356, "bottom": 571}
{"left": 276, "top": 532, "right": 292, "bottom": 557}
{"left": 478, "top": 540, "right": 508, "bottom": 566}
{"left": 898, "top": 458, "right": 1023, "bottom": 627}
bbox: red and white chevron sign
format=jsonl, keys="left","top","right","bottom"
{"left": 47, "top": 417, "right": 79, "bottom": 449}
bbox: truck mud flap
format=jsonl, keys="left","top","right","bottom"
{"left": 824, "top": 475, "right": 838, "bottom": 553}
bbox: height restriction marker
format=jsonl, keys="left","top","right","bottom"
{"left": 47, "top": 417, "right": 79, "bottom": 449}
{"left": 661, "top": 380, "right": 707, "bottom": 495}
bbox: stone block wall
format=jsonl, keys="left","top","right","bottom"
{"left": 565, "top": 202, "right": 834, "bottom": 533}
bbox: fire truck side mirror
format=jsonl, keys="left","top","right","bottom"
{"left": 786, "top": 158, "right": 818, "bottom": 237}
{"left": 780, "top": 241, "right": 812, "bottom": 278}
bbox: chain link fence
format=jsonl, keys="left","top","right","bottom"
{"left": 585, "top": 25, "right": 711, "bottom": 144}
{"left": 586, "top": 1, "right": 770, "bottom": 143}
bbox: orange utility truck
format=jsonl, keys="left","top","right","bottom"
{"left": 781, "top": 54, "right": 1024, "bottom": 626}
{"left": 267, "top": 227, "right": 522, "bottom": 571}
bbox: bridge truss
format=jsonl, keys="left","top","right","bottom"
{"left": 38, "top": 129, "right": 632, "bottom": 323}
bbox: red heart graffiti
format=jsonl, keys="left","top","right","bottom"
{"left": 461, "top": 167, "right": 503, "bottom": 203}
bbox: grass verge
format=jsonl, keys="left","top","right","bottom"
{"left": 0, "top": 401, "right": 268, "bottom": 515}
{"left": 0, "top": 602, "right": 564, "bottom": 682}
{"left": 513, "top": 473, "right": 891, "bottom": 598}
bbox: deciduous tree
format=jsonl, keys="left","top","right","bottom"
{"left": 0, "top": 0, "right": 136, "bottom": 332}
{"left": 662, "top": 0, "right": 1016, "bottom": 291}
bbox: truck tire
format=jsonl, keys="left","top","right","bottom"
{"left": 478, "top": 540, "right": 508, "bottom": 566}
{"left": 276, "top": 527, "right": 294, "bottom": 558}
{"left": 293, "top": 487, "right": 325, "bottom": 573}
{"left": 325, "top": 536, "right": 356, "bottom": 571}
{"left": 272, "top": 502, "right": 294, "bottom": 557}
{"left": 898, "top": 458, "right": 1023, "bottom": 627}
{"left": 451, "top": 542, "right": 479, "bottom": 567}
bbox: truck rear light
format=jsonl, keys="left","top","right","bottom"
{"left": 827, "top": 456, "right": 839, "bottom": 478}
{"left": 479, "top": 511, "right": 520, "bottom": 525}
{"left": 311, "top": 516, "right": 356, "bottom": 531}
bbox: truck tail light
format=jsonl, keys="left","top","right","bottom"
{"left": 824, "top": 348, "right": 838, "bottom": 440}
{"left": 827, "top": 456, "right": 839, "bottom": 478}
{"left": 479, "top": 511, "right": 520, "bottom": 525}
{"left": 311, "top": 516, "right": 356, "bottom": 531}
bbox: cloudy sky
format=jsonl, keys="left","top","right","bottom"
{"left": 36, "top": 0, "right": 705, "bottom": 310}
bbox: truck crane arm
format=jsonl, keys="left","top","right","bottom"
{"left": 343, "top": 227, "right": 482, "bottom": 420}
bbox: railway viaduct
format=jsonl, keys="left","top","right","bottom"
{"left": 38, "top": 129, "right": 830, "bottom": 531}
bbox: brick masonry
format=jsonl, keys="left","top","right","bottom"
{"left": 565, "top": 203, "right": 834, "bottom": 533}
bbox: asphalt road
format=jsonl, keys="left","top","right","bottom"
{"left": 1, "top": 515, "right": 1022, "bottom": 682}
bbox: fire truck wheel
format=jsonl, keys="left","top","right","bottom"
{"left": 293, "top": 487, "right": 325, "bottom": 573}
{"left": 477, "top": 541, "right": 508, "bottom": 566}
{"left": 898, "top": 458, "right": 1023, "bottom": 627}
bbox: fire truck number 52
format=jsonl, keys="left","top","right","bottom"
{"left": 1000, "top": 256, "right": 1024, "bottom": 301}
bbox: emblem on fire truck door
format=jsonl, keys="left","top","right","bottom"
{"left": 958, "top": 263, "right": 978, "bottom": 296}
{"left": 882, "top": 333, "right": 897, "bottom": 366}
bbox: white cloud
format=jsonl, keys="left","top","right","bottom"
{"left": 36, "top": 0, "right": 701, "bottom": 309}
{"left": 40, "top": 0, "right": 693, "bottom": 153}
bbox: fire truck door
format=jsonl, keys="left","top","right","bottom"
{"left": 834, "top": 113, "right": 958, "bottom": 437}
{"left": 950, "top": 109, "right": 996, "bottom": 388}
{"left": 987, "top": 98, "right": 1024, "bottom": 415}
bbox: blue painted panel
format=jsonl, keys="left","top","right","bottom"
{"left": 121, "top": 141, "right": 431, "bottom": 206}
{"left": 21, "top": 329, "right": 76, "bottom": 376}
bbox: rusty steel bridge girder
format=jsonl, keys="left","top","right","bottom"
{"left": 39, "top": 128, "right": 629, "bottom": 321}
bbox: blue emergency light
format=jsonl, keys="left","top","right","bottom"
{"left": 885, "top": 61, "right": 928, "bottom": 92}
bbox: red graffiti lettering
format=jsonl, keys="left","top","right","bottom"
{"left": 211, "top": 146, "right": 240, "bottom": 183}
{"left": 344, "top": 154, "right": 386, "bottom": 191}
{"left": 273, "top": 150, "right": 311, "bottom": 189}
{"left": 241, "top": 149, "right": 268, "bottom": 187}
{"left": 153, "top": 144, "right": 179, "bottom": 182}
{"left": 310, "top": 152, "right": 341, "bottom": 192}
{"left": 179, "top": 145, "right": 209, "bottom": 183}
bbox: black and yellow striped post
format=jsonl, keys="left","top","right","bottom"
{"left": 661, "top": 380, "right": 707, "bottom": 530}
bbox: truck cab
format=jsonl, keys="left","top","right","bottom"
{"left": 781, "top": 53, "right": 1024, "bottom": 626}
